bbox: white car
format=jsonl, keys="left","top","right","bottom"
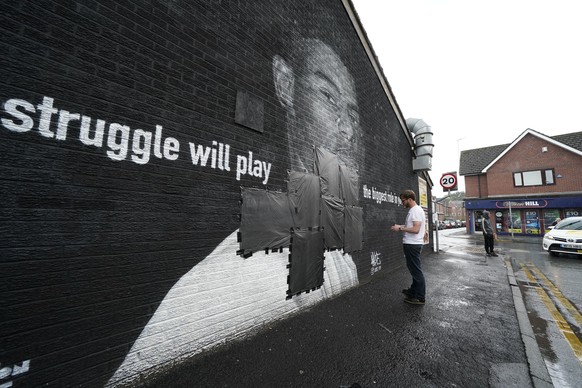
{"left": 543, "top": 216, "right": 582, "bottom": 257}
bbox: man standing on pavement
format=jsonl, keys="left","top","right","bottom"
{"left": 390, "top": 190, "right": 426, "bottom": 305}
{"left": 481, "top": 210, "right": 498, "bottom": 257}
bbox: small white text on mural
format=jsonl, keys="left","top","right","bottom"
{"left": 370, "top": 251, "right": 382, "bottom": 275}
{"left": 362, "top": 185, "right": 399, "bottom": 205}
{"left": 0, "top": 360, "right": 30, "bottom": 388}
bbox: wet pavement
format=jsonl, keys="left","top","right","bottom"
{"left": 136, "top": 230, "right": 574, "bottom": 388}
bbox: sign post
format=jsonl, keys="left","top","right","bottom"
{"left": 440, "top": 171, "right": 458, "bottom": 224}
{"left": 436, "top": 172, "right": 459, "bottom": 253}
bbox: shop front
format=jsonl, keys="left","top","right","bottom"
{"left": 465, "top": 196, "right": 582, "bottom": 235}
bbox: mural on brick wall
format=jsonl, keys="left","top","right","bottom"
{"left": 0, "top": 1, "right": 419, "bottom": 386}
{"left": 108, "top": 35, "right": 366, "bottom": 387}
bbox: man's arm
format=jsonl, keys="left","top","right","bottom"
{"left": 408, "top": 220, "right": 422, "bottom": 234}
{"left": 392, "top": 220, "right": 422, "bottom": 234}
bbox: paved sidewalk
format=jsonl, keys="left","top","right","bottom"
{"left": 141, "top": 240, "right": 543, "bottom": 388}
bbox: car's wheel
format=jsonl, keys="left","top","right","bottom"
{"left": 549, "top": 250, "right": 559, "bottom": 257}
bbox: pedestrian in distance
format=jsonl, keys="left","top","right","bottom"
{"left": 481, "top": 210, "right": 498, "bottom": 257}
{"left": 390, "top": 190, "right": 426, "bottom": 305}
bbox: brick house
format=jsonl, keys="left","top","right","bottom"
{"left": 460, "top": 128, "right": 582, "bottom": 235}
{"left": 433, "top": 199, "right": 464, "bottom": 223}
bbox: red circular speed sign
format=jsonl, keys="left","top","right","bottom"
{"left": 440, "top": 173, "right": 457, "bottom": 189}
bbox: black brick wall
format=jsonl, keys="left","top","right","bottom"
{"left": 0, "top": 1, "right": 423, "bottom": 386}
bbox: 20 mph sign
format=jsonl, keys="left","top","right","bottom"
{"left": 440, "top": 172, "right": 458, "bottom": 190}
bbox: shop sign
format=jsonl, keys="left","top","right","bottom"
{"left": 496, "top": 200, "right": 548, "bottom": 209}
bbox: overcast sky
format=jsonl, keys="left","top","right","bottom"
{"left": 351, "top": 0, "right": 582, "bottom": 196}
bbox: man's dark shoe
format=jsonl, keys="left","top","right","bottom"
{"left": 404, "top": 297, "right": 425, "bottom": 305}
{"left": 402, "top": 288, "right": 412, "bottom": 296}
{"left": 490, "top": 252, "right": 499, "bottom": 257}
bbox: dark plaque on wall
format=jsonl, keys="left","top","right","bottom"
{"left": 235, "top": 89, "right": 264, "bottom": 133}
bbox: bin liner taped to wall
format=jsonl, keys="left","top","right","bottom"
{"left": 344, "top": 206, "right": 363, "bottom": 253}
{"left": 240, "top": 187, "right": 292, "bottom": 252}
{"left": 288, "top": 229, "right": 325, "bottom": 294}
{"left": 287, "top": 171, "right": 321, "bottom": 228}
{"left": 321, "top": 194, "right": 344, "bottom": 249}
{"left": 315, "top": 146, "right": 341, "bottom": 199}
{"left": 339, "top": 164, "right": 359, "bottom": 206}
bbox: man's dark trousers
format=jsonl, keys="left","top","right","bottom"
{"left": 404, "top": 244, "right": 425, "bottom": 300}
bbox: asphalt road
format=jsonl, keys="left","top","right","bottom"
{"left": 501, "top": 236, "right": 582, "bottom": 388}
{"left": 438, "top": 228, "right": 582, "bottom": 388}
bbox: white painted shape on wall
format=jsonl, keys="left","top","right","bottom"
{"left": 107, "top": 230, "right": 358, "bottom": 386}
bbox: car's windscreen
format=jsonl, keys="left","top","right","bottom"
{"left": 556, "top": 219, "right": 582, "bottom": 230}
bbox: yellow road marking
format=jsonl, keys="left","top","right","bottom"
{"left": 527, "top": 263, "right": 582, "bottom": 328}
{"left": 519, "top": 263, "right": 582, "bottom": 364}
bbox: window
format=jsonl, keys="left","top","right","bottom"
{"left": 545, "top": 169, "right": 554, "bottom": 184}
{"left": 523, "top": 171, "right": 542, "bottom": 186}
{"left": 513, "top": 169, "right": 555, "bottom": 187}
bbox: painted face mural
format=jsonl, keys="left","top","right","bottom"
{"left": 108, "top": 38, "right": 363, "bottom": 386}
{"left": 275, "top": 39, "right": 361, "bottom": 173}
